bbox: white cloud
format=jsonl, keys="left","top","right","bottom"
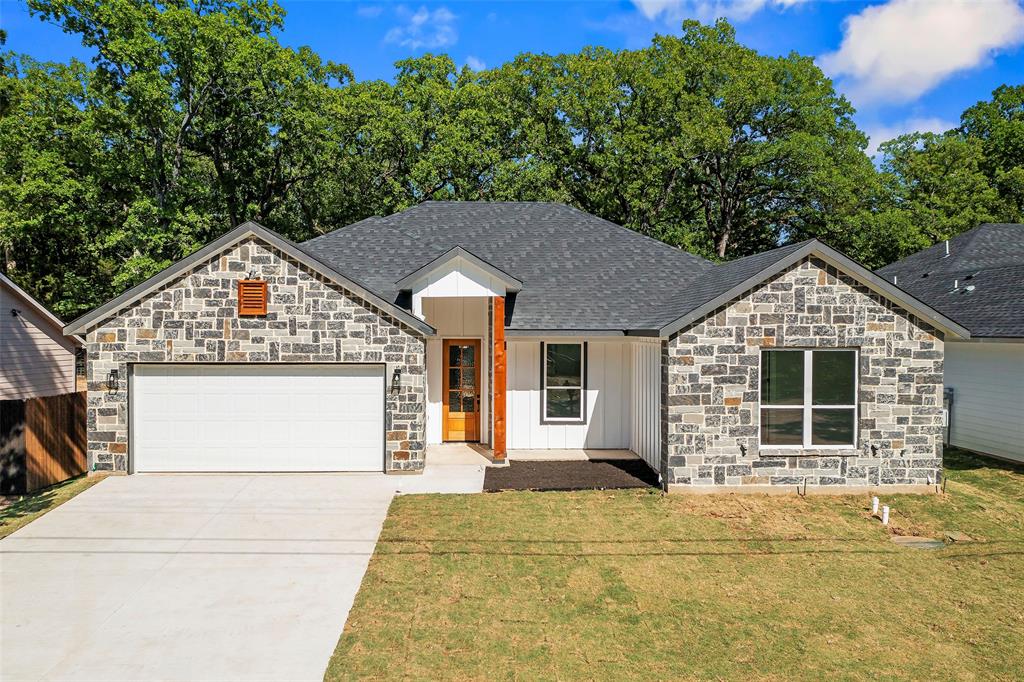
{"left": 356, "top": 5, "right": 384, "bottom": 19}
{"left": 863, "top": 116, "right": 957, "bottom": 158}
{"left": 820, "top": 0, "right": 1024, "bottom": 105}
{"left": 465, "top": 55, "right": 486, "bottom": 71}
{"left": 384, "top": 5, "right": 458, "bottom": 50}
{"left": 632, "top": 0, "right": 810, "bottom": 23}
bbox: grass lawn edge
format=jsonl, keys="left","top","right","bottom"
{"left": 0, "top": 474, "right": 108, "bottom": 539}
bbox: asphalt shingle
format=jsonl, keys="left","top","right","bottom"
{"left": 303, "top": 201, "right": 718, "bottom": 332}
{"left": 877, "top": 224, "right": 1024, "bottom": 338}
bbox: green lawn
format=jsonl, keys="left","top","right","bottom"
{"left": 0, "top": 475, "right": 105, "bottom": 539}
{"left": 327, "top": 448, "right": 1024, "bottom": 681}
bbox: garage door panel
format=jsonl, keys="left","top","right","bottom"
{"left": 132, "top": 364, "right": 385, "bottom": 472}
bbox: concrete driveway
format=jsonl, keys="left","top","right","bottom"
{"left": 0, "top": 461, "right": 484, "bottom": 682}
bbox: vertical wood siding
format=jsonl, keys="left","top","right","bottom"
{"left": 0, "top": 282, "right": 77, "bottom": 400}
{"left": 945, "top": 342, "right": 1024, "bottom": 462}
{"left": 24, "top": 392, "right": 87, "bottom": 492}
{"left": 507, "top": 338, "right": 643, "bottom": 450}
{"left": 629, "top": 340, "right": 661, "bottom": 474}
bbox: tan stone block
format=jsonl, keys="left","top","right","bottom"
{"left": 136, "top": 329, "right": 156, "bottom": 339}
{"left": 724, "top": 397, "right": 741, "bottom": 406}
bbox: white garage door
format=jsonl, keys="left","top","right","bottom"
{"left": 132, "top": 364, "right": 385, "bottom": 472}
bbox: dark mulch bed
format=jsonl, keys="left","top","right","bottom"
{"left": 483, "top": 459, "right": 660, "bottom": 492}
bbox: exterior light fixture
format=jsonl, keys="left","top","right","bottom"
{"left": 391, "top": 367, "right": 402, "bottom": 394}
{"left": 107, "top": 368, "right": 120, "bottom": 395}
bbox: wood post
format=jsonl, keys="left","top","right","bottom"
{"left": 493, "top": 296, "right": 507, "bottom": 460}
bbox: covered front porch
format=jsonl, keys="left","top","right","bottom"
{"left": 402, "top": 244, "right": 661, "bottom": 479}
{"left": 426, "top": 443, "right": 658, "bottom": 491}
{"left": 426, "top": 443, "right": 641, "bottom": 466}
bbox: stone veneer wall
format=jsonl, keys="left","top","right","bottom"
{"left": 86, "top": 237, "right": 426, "bottom": 473}
{"left": 663, "top": 257, "right": 945, "bottom": 489}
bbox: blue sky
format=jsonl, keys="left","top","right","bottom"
{"left": 2, "top": 0, "right": 1023, "bottom": 155}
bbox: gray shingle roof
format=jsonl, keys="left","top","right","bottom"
{"left": 300, "top": 202, "right": 969, "bottom": 338}
{"left": 303, "top": 201, "right": 716, "bottom": 332}
{"left": 645, "top": 240, "right": 812, "bottom": 328}
{"left": 877, "top": 224, "right": 1024, "bottom": 338}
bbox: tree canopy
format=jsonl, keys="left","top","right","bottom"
{"left": 1, "top": 0, "right": 1021, "bottom": 317}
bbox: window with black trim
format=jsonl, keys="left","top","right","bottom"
{"left": 542, "top": 342, "right": 585, "bottom": 422}
{"left": 760, "top": 349, "right": 857, "bottom": 447}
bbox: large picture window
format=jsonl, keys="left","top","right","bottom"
{"left": 760, "top": 349, "right": 857, "bottom": 447}
{"left": 542, "top": 342, "right": 586, "bottom": 422}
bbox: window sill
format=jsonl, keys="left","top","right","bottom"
{"left": 758, "top": 447, "right": 860, "bottom": 458}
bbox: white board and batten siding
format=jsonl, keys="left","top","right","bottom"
{"left": 423, "top": 297, "right": 490, "bottom": 445}
{"left": 629, "top": 339, "right": 662, "bottom": 474}
{"left": 506, "top": 338, "right": 661, "bottom": 473}
{"left": 411, "top": 256, "right": 508, "bottom": 317}
{"left": 945, "top": 341, "right": 1024, "bottom": 463}
{"left": 0, "top": 276, "right": 79, "bottom": 400}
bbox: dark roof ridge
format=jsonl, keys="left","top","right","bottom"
{"left": 557, "top": 202, "right": 717, "bottom": 267}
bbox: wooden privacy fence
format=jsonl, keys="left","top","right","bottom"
{"left": 0, "top": 391, "right": 86, "bottom": 493}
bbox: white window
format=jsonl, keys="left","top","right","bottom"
{"left": 759, "top": 349, "right": 858, "bottom": 448}
{"left": 542, "top": 342, "right": 586, "bottom": 422}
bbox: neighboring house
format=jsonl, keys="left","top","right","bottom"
{"left": 1, "top": 272, "right": 84, "bottom": 400}
{"left": 878, "top": 223, "right": 1024, "bottom": 464}
{"left": 65, "top": 202, "right": 969, "bottom": 491}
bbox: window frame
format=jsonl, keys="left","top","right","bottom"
{"left": 540, "top": 341, "right": 587, "bottom": 424}
{"left": 758, "top": 348, "right": 859, "bottom": 449}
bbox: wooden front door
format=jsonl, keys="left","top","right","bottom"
{"left": 443, "top": 339, "right": 481, "bottom": 442}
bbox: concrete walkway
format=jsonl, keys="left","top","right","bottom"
{"left": 0, "top": 462, "right": 484, "bottom": 682}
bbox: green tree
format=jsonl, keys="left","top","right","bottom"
{"left": 960, "top": 84, "right": 1024, "bottom": 221}
{"left": 3, "top": 0, "right": 349, "bottom": 314}
{"left": 496, "top": 21, "right": 872, "bottom": 259}
{"left": 0, "top": 56, "right": 110, "bottom": 316}
{"left": 874, "top": 132, "right": 1001, "bottom": 250}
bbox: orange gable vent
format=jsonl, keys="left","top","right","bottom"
{"left": 237, "top": 279, "right": 268, "bottom": 316}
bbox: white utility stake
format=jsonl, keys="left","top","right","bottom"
{"left": 881, "top": 506, "right": 890, "bottom": 526}
{"left": 872, "top": 496, "right": 879, "bottom": 514}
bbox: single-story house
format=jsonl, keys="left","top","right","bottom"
{"left": 878, "top": 223, "right": 1024, "bottom": 463}
{"left": 1, "top": 271, "right": 84, "bottom": 400}
{"left": 65, "top": 202, "right": 970, "bottom": 492}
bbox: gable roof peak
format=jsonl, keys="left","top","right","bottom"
{"left": 65, "top": 220, "right": 435, "bottom": 337}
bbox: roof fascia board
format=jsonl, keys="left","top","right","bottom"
{"left": 395, "top": 246, "right": 523, "bottom": 292}
{"left": 1, "top": 272, "right": 84, "bottom": 345}
{"left": 64, "top": 222, "right": 435, "bottom": 337}
{"left": 811, "top": 246, "right": 970, "bottom": 338}
{"left": 657, "top": 241, "right": 971, "bottom": 340}
{"left": 950, "top": 336, "right": 1024, "bottom": 344}
{"left": 505, "top": 329, "right": 626, "bottom": 337}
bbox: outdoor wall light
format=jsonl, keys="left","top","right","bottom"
{"left": 10, "top": 308, "right": 21, "bottom": 317}
{"left": 107, "top": 368, "right": 120, "bottom": 395}
{"left": 391, "top": 367, "right": 402, "bottom": 394}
